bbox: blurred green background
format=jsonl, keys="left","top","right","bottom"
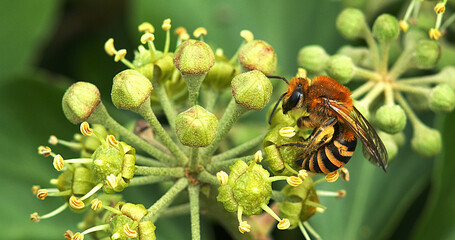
{"left": 1, "top": 0, "right": 454, "bottom": 239}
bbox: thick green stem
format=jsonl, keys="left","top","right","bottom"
{"left": 182, "top": 73, "right": 207, "bottom": 106}
{"left": 198, "top": 170, "right": 220, "bottom": 186}
{"left": 137, "top": 98, "right": 188, "bottom": 165}
{"left": 354, "top": 67, "right": 382, "bottom": 81}
{"left": 351, "top": 81, "right": 375, "bottom": 100}
{"left": 145, "top": 178, "right": 189, "bottom": 222}
{"left": 204, "top": 88, "right": 218, "bottom": 112}
{"left": 397, "top": 72, "right": 445, "bottom": 85}
{"left": 189, "top": 148, "right": 200, "bottom": 172}
{"left": 388, "top": 47, "right": 415, "bottom": 79}
{"left": 130, "top": 175, "right": 174, "bottom": 186}
{"left": 189, "top": 184, "right": 201, "bottom": 240}
{"left": 88, "top": 103, "right": 174, "bottom": 164}
{"left": 135, "top": 154, "right": 166, "bottom": 167}
{"left": 152, "top": 77, "right": 178, "bottom": 133}
{"left": 360, "top": 83, "right": 384, "bottom": 106}
{"left": 362, "top": 25, "right": 381, "bottom": 71}
{"left": 202, "top": 98, "right": 249, "bottom": 159}
{"left": 206, "top": 155, "right": 253, "bottom": 173}
{"left": 211, "top": 133, "right": 265, "bottom": 162}
{"left": 392, "top": 83, "right": 431, "bottom": 96}
{"left": 379, "top": 41, "right": 391, "bottom": 76}
{"left": 135, "top": 166, "right": 186, "bottom": 177}
{"left": 160, "top": 203, "right": 191, "bottom": 218}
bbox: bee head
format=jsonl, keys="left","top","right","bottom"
{"left": 282, "top": 77, "right": 306, "bottom": 114}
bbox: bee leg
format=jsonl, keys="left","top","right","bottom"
{"left": 305, "top": 117, "right": 337, "bottom": 152}
{"left": 277, "top": 142, "right": 307, "bottom": 148}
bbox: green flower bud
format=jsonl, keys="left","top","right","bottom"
{"left": 278, "top": 177, "right": 319, "bottom": 228}
{"left": 217, "top": 160, "right": 272, "bottom": 216}
{"left": 238, "top": 40, "right": 277, "bottom": 75}
{"left": 266, "top": 101, "right": 295, "bottom": 128}
{"left": 79, "top": 124, "right": 117, "bottom": 158}
{"left": 326, "top": 55, "right": 355, "bottom": 84}
{"left": 403, "top": 28, "right": 427, "bottom": 49}
{"left": 414, "top": 40, "right": 440, "bottom": 69}
{"left": 263, "top": 125, "right": 305, "bottom": 175}
{"left": 337, "top": 46, "right": 373, "bottom": 69}
{"left": 108, "top": 201, "right": 156, "bottom": 240}
{"left": 372, "top": 14, "right": 400, "bottom": 43}
{"left": 439, "top": 67, "right": 455, "bottom": 89}
{"left": 336, "top": 8, "right": 366, "bottom": 40}
{"left": 62, "top": 82, "right": 101, "bottom": 124}
{"left": 375, "top": 104, "right": 407, "bottom": 134}
{"left": 204, "top": 54, "right": 236, "bottom": 90}
{"left": 57, "top": 165, "right": 95, "bottom": 200}
{"left": 174, "top": 39, "right": 215, "bottom": 75}
{"left": 92, "top": 141, "right": 136, "bottom": 193}
{"left": 175, "top": 105, "right": 218, "bottom": 147}
{"left": 231, "top": 70, "right": 273, "bottom": 110}
{"left": 132, "top": 45, "right": 153, "bottom": 68}
{"left": 429, "top": 84, "right": 455, "bottom": 112}
{"left": 378, "top": 131, "right": 398, "bottom": 161}
{"left": 354, "top": 101, "right": 371, "bottom": 120}
{"left": 411, "top": 123, "right": 441, "bottom": 157}
{"left": 111, "top": 69, "right": 153, "bottom": 110}
{"left": 109, "top": 214, "right": 137, "bottom": 239}
{"left": 297, "top": 45, "right": 329, "bottom": 73}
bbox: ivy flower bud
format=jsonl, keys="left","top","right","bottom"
{"left": 414, "top": 40, "right": 440, "bottom": 69}
{"left": 375, "top": 104, "right": 407, "bottom": 134}
{"left": 175, "top": 105, "right": 218, "bottom": 147}
{"left": 204, "top": 53, "right": 236, "bottom": 90}
{"left": 111, "top": 69, "right": 153, "bottom": 110}
{"left": 326, "top": 55, "right": 355, "bottom": 84}
{"left": 336, "top": 8, "right": 366, "bottom": 40}
{"left": 217, "top": 160, "right": 273, "bottom": 216}
{"left": 429, "top": 84, "right": 455, "bottom": 112}
{"left": 297, "top": 45, "right": 329, "bottom": 73}
{"left": 411, "top": 123, "right": 441, "bottom": 157}
{"left": 174, "top": 39, "right": 215, "bottom": 75}
{"left": 231, "top": 70, "right": 273, "bottom": 110}
{"left": 62, "top": 82, "right": 101, "bottom": 124}
{"left": 372, "top": 14, "right": 400, "bottom": 43}
{"left": 238, "top": 40, "right": 277, "bottom": 75}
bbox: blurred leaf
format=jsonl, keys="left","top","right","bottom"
{"left": 411, "top": 112, "right": 455, "bottom": 240}
{"left": 309, "top": 142, "right": 433, "bottom": 240}
{"left": 0, "top": 73, "right": 78, "bottom": 239}
{"left": 0, "top": 0, "right": 61, "bottom": 81}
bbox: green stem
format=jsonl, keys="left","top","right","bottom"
{"left": 88, "top": 103, "right": 175, "bottom": 164}
{"left": 203, "top": 88, "right": 218, "bottom": 112}
{"left": 392, "top": 83, "right": 431, "bottom": 96}
{"left": 403, "top": 0, "right": 417, "bottom": 22}
{"left": 354, "top": 67, "right": 382, "bottom": 81}
{"left": 202, "top": 98, "right": 249, "bottom": 159}
{"left": 120, "top": 59, "right": 135, "bottom": 69}
{"left": 384, "top": 84, "right": 395, "bottom": 105}
{"left": 145, "top": 178, "right": 189, "bottom": 222}
{"left": 271, "top": 190, "right": 298, "bottom": 202}
{"left": 130, "top": 175, "right": 174, "bottom": 186}
{"left": 198, "top": 170, "right": 220, "bottom": 186}
{"left": 303, "top": 221, "right": 321, "bottom": 240}
{"left": 379, "top": 41, "right": 391, "bottom": 75}
{"left": 182, "top": 74, "right": 207, "bottom": 106}
{"left": 137, "top": 98, "right": 188, "bottom": 165}
{"left": 189, "top": 184, "right": 201, "bottom": 240}
{"left": 267, "top": 176, "right": 288, "bottom": 182}
{"left": 164, "top": 29, "right": 170, "bottom": 55}
{"left": 206, "top": 155, "right": 253, "bottom": 173}
{"left": 388, "top": 47, "right": 415, "bottom": 80}
{"left": 397, "top": 72, "right": 444, "bottom": 85}
{"left": 351, "top": 81, "right": 375, "bottom": 100}
{"left": 152, "top": 78, "right": 178, "bottom": 133}
{"left": 135, "top": 154, "right": 166, "bottom": 167}
{"left": 395, "top": 92, "right": 422, "bottom": 126}
{"left": 360, "top": 83, "right": 384, "bottom": 106}
{"left": 362, "top": 24, "right": 381, "bottom": 71}
{"left": 135, "top": 166, "right": 186, "bottom": 177}
{"left": 160, "top": 203, "right": 191, "bottom": 218}
{"left": 260, "top": 203, "right": 281, "bottom": 221}
{"left": 190, "top": 148, "right": 200, "bottom": 172}
{"left": 211, "top": 133, "right": 265, "bottom": 162}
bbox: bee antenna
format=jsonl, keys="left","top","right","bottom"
{"left": 268, "top": 92, "right": 287, "bottom": 125}
{"left": 268, "top": 75, "right": 289, "bottom": 84}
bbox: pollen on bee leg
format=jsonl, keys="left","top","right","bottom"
{"left": 240, "top": 30, "right": 254, "bottom": 42}
{"left": 325, "top": 170, "right": 339, "bottom": 182}
{"left": 193, "top": 27, "right": 207, "bottom": 39}
{"left": 340, "top": 167, "right": 350, "bottom": 181}
{"left": 287, "top": 176, "right": 303, "bottom": 187}
{"left": 123, "top": 224, "right": 138, "bottom": 238}
{"left": 138, "top": 22, "right": 155, "bottom": 33}
{"left": 216, "top": 171, "right": 229, "bottom": 185}
{"left": 279, "top": 127, "right": 296, "bottom": 138}
{"left": 254, "top": 150, "right": 263, "bottom": 162}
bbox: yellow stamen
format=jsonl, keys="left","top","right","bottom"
{"left": 31, "top": 185, "right": 41, "bottom": 195}
{"left": 254, "top": 150, "right": 263, "bottom": 162}
{"left": 38, "top": 146, "right": 52, "bottom": 157}
{"left": 298, "top": 169, "right": 308, "bottom": 181}
{"left": 286, "top": 176, "right": 303, "bottom": 187}
{"left": 297, "top": 68, "right": 307, "bottom": 78}
{"left": 162, "top": 18, "right": 171, "bottom": 31}
{"left": 193, "top": 27, "right": 207, "bottom": 38}
{"left": 114, "top": 49, "right": 127, "bottom": 62}
{"left": 111, "top": 233, "right": 120, "bottom": 239}
{"left": 53, "top": 154, "right": 64, "bottom": 171}
{"left": 106, "top": 135, "right": 119, "bottom": 148}
{"left": 340, "top": 167, "right": 350, "bottom": 181}
{"left": 37, "top": 189, "right": 48, "bottom": 200}
{"left": 30, "top": 212, "right": 40, "bottom": 222}
{"left": 337, "top": 190, "right": 346, "bottom": 198}
{"left": 215, "top": 48, "right": 223, "bottom": 56}
{"left": 104, "top": 38, "right": 116, "bottom": 56}
{"left": 429, "top": 28, "right": 441, "bottom": 40}
{"left": 399, "top": 20, "right": 409, "bottom": 32}
{"left": 64, "top": 230, "right": 74, "bottom": 239}
{"left": 106, "top": 174, "right": 118, "bottom": 189}
{"left": 434, "top": 2, "right": 446, "bottom": 14}
{"left": 325, "top": 170, "right": 339, "bottom": 182}
{"left": 238, "top": 221, "right": 251, "bottom": 234}
{"left": 49, "top": 135, "right": 58, "bottom": 145}
{"left": 175, "top": 26, "right": 187, "bottom": 36}
{"left": 138, "top": 22, "right": 155, "bottom": 33}
{"left": 71, "top": 232, "right": 84, "bottom": 240}
{"left": 140, "top": 33, "right": 155, "bottom": 44}
{"left": 279, "top": 127, "right": 296, "bottom": 138}
{"left": 240, "top": 30, "right": 254, "bottom": 42}
{"left": 69, "top": 196, "right": 85, "bottom": 209}
{"left": 216, "top": 171, "right": 229, "bottom": 185}
{"left": 80, "top": 122, "right": 93, "bottom": 136}
{"left": 90, "top": 198, "right": 102, "bottom": 210}
{"left": 123, "top": 224, "right": 138, "bottom": 238}
{"left": 277, "top": 218, "right": 290, "bottom": 230}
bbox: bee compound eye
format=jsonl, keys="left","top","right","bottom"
{"left": 283, "top": 91, "right": 303, "bottom": 113}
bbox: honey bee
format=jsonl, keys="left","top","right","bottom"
{"left": 269, "top": 76, "right": 388, "bottom": 173}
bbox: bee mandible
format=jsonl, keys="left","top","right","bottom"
{"left": 269, "top": 76, "right": 388, "bottom": 174}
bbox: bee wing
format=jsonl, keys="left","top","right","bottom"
{"left": 323, "top": 98, "right": 388, "bottom": 171}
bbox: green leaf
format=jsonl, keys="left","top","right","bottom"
{"left": 0, "top": 0, "right": 61, "bottom": 81}
{"left": 411, "top": 112, "right": 455, "bottom": 240}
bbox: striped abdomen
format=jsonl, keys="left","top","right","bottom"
{"left": 296, "top": 123, "right": 357, "bottom": 174}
